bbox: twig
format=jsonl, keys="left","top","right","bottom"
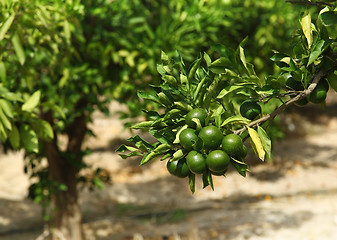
{"left": 234, "top": 70, "right": 325, "bottom": 135}
{"left": 285, "top": 0, "right": 334, "bottom": 7}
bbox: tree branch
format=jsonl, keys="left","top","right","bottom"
{"left": 234, "top": 70, "right": 325, "bottom": 135}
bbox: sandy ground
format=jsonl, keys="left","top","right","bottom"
{"left": 1, "top": 99, "right": 337, "bottom": 240}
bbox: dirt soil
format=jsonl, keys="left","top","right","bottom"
{"left": 1, "top": 97, "right": 337, "bottom": 240}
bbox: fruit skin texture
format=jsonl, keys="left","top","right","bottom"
{"left": 222, "top": 134, "right": 244, "bottom": 157}
{"left": 185, "top": 108, "right": 208, "bottom": 128}
{"left": 179, "top": 128, "right": 199, "bottom": 151}
{"left": 240, "top": 100, "right": 262, "bottom": 120}
{"left": 166, "top": 159, "right": 190, "bottom": 178}
{"left": 206, "top": 150, "right": 230, "bottom": 173}
{"left": 309, "top": 80, "right": 328, "bottom": 104}
{"left": 186, "top": 150, "right": 207, "bottom": 174}
{"left": 198, "top": 126, "right": 223, "bottom": 150}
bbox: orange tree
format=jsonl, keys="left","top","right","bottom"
{"left": 119, "top": 0, "right": 337, "bottom": 192}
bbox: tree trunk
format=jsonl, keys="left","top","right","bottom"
{"left": 43, "top": 108, "right": 88, "bottom": 240}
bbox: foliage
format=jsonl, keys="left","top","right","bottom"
{"left": 119, "top": 1, "right": 337, "bottom": 192}
{"left": 105, "top": 0, "right": 302, "bottom": 120}
{"left": 0, "top": 0, "right": 111, "bottom": 217}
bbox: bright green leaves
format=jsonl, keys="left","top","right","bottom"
{"left": 0, "top": 62, "right": 6, "bottom": 82}
{"left": 22, "top": 90, "right": 41, "bottom": 112}
{"left": 247, "top": 127, "right": 272, "bottom": 161}
{"left": 301, "top": 11, "right": 313, "bottom": 49}
{"left": 0, "top": 12, "right": 15, "bottom": 40}
{"left": 8, "top": 125, "right": 20, "bottom": 150}
{"left": 248, "top": 127, "right": 265, "bottom": 161}
{"left": 20, "top": 124, "right": 38, "bottom": 153}
{"left": 0, "top": 87, "right": 53, "bottom": 152}
{"left": 11, "top": 32, "right": 25, "bottom": 65}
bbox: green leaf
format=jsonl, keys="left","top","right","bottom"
{"left": 171, "top": 149, "right": 184, "bottom": 161}
{"left": 158, "top": 92, "right": 172, "bottom": 107}
{"left": 202, "top": 170, "right": 214, "bottom": 190}
{"left": 0, "top": 107, "right": 11, "bottom": 130}
{"left": 157, "top": 64, "right": 166, "bottom": 76}
{"left": 307, "top": 39, "right": 326, "bottom": 66}
{"left": 257, "top": 126, "right": 271, "bottom": 159}
{"left": 63, "top": 20, "right": 71, "bottom": 45}
{"left": 221, "top": 116, "right": 250, "bottom": 127}
{"left": 188, "top": 56, "right": 202, "bottom": 83}
{"left": 248, "top": 127, "right": 265, "bottom": 161}
{"left": 22, "top": 90, "right": 41, "bottom": 112}
{"left": 163, "top": 108, "right": 181, "bottom": 121}
{"left": 127, "top": 135, "right": 154, "bottom": 152}
{"left": 31, "top": 120, "right": 54, "bottom": 141}
{"left": 153, "top": 143, "right": 171, "bottom": 154}
{"left": 173, "top": 101, "right": 193, "bottom": 112}
{"left": 239, "top": 46, "right": 249, "bottom": 73}
{"left": 0, "top": 61, "right": 6, "bottom": 82}
{"left": 0, "top": 13, "right": 15, "bottom": 41}
{"left": 162, "top": 75, "right": 178, "bottom": 87}
{"left": 301, "top": 11, "right": 313, "bottom": 48}
{"left": 0, "top": 99, "right": 13, "bottom": 118}
{"left": 203, "top": 52, "right": 212, "bottom": 67}
{"left": 59, "top": 68, "right": 70, "bottom": 88}
{"left": 217, "top": 85, "right": 249, "bottom": 99}
{"left": 20, "top": 124, "right": 38, "bottom": 153}
{"left": 161, "top": 51, "right": 169, "bottom": 62}
{"left": 131, "top": 121, "right": 154, "bottom": 129}
{"left": 11, "top": 32, "right": 26, "bottom": 65}
{"left": 137, "top": 91, "right": 160, "bottom": 104}
{"left": 119, "top": 151, "right": 142, "bottom": 159}
{"left": 180, "top": 73, "right": 188, "bottom": 91}
{"left": 140, "top": 151, "right": 161, "bottom": 165}
{"left": 0, "top": 121, "right": 7, "bottom": 142}
{"left": 173, "top": 125, "right": 188, "bottom": 144}
{"left": 51, "top": 105, "right": 66, "bottom": 119}
{"left": 209, "top": 57, "right": 232, "bottom": 74}
{"left": 231, "top": 158, "right": 249, "bottom": 177}
{"left": 320, "top": 11, "right": 337, "bottom": 27}
{"left": 93, "top": 177, "right": 104, "bottom": 189}
{"left": 189, "top": 173, "right": 196, "bottom": 194}
{"left": 9, "top": 125, "right": 20, "bottom": 149}
{"left": 117, "top": 144, "right": 139, "bottom": 153}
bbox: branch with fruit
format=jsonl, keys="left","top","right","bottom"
{"left": 118, "top": 5, "right": 337, "bottom": 193}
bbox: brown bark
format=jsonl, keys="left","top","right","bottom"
{"left": 42, "top": 107, "right": 88, "bottom": 240}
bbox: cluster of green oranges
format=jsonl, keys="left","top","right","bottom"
{"left": 167, "top": 108, "right": 247, "bottom": 178}
{"left": 286, "top": 76, "right": 329, "bottom": 106}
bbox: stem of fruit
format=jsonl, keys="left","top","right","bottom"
{"left": 234, "top": 70, "right": 325, "bottom": 135}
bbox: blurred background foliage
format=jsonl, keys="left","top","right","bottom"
{"left": 102, "top": 0, "right": 303, "bottom": 120}
{"left": 0, "top": 0, "right": 306, "bottom": 143}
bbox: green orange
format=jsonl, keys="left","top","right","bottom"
{"left": 240, "top": 100, "right": 262, "bottom": 120}
{"left": 179, "top": 128, "right": 199, "bottom": 151}
{"left": 166, "top": 159, "right": 190, "bottom": 178}
{"left": 309, "top": 80, "right": 328, "bottom": 104}
{"left": 198, "top": 126, "right": 223, "bottom": 150}
{"left": 185, "top": 108, "right": 208, "bottom": 128}
{"left": 222, "top": 134, "right": 244, "bottom": 157}
{"left": 186, "top": 150, "right": 207, "bottom": 174}
{"left": 206, "top": 150, "right": 230, "bottom": 173}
